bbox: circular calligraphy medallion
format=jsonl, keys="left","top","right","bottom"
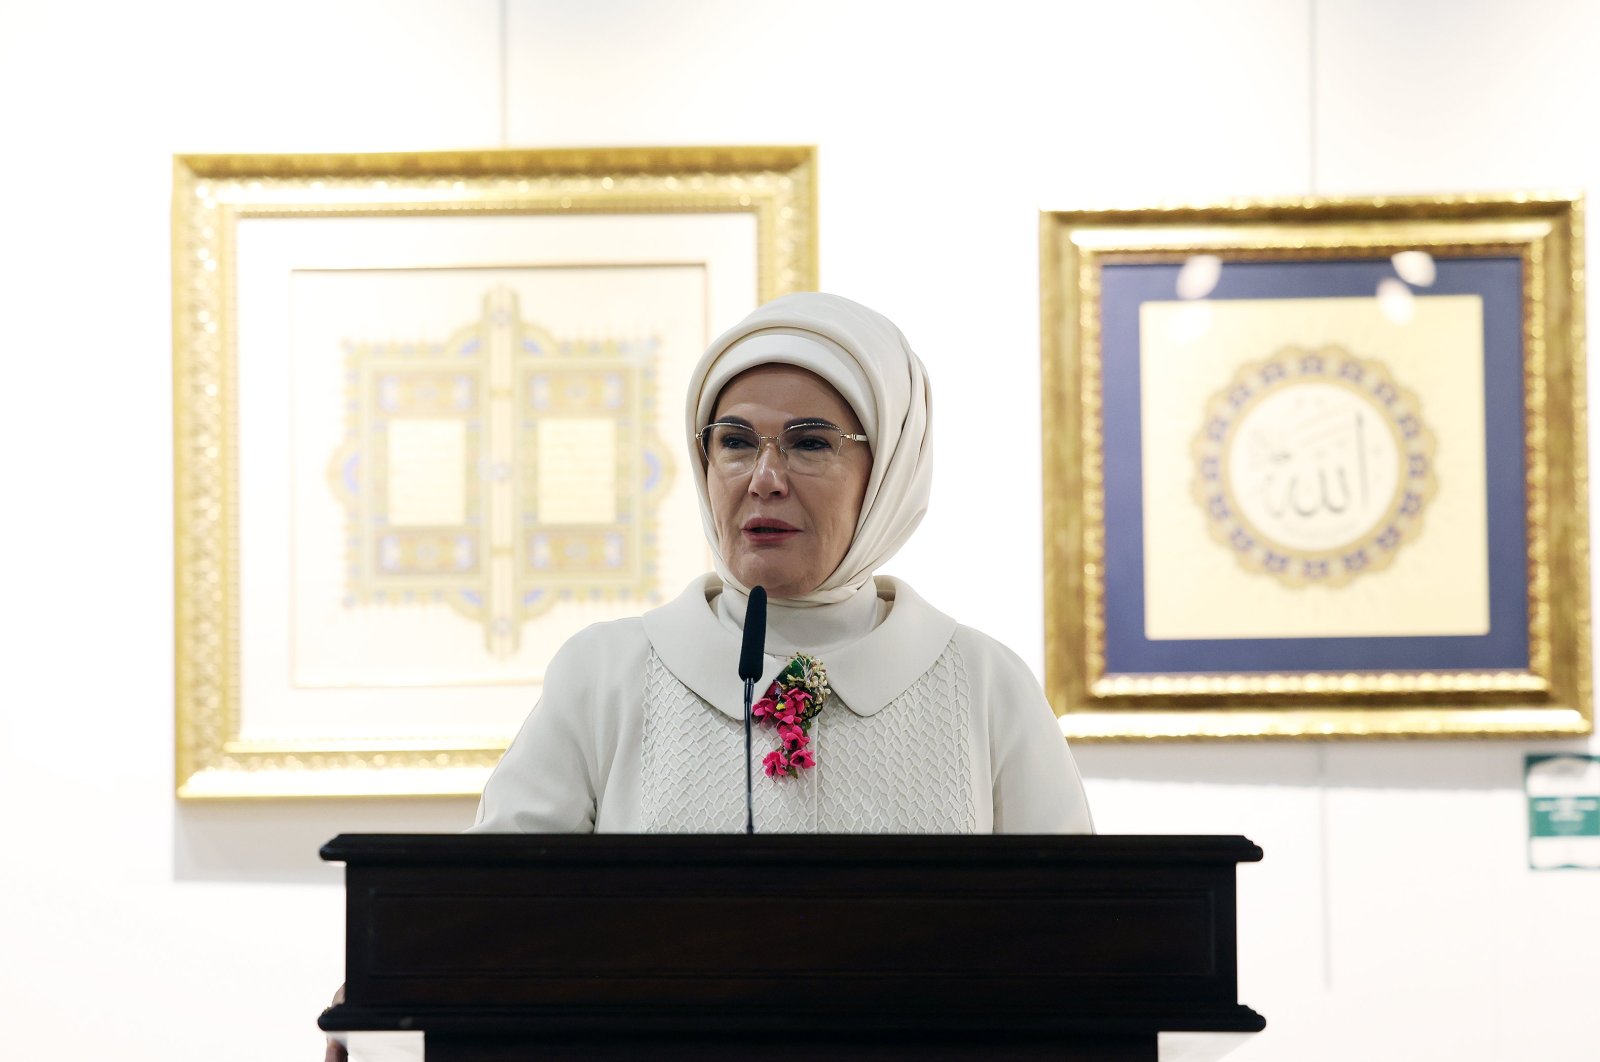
{"left": 1190, "top": 346, "right": 1437, "bottom": 588}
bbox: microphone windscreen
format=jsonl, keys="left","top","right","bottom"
{"left": 738, "top": 586, "right": 767, "bottom": 681}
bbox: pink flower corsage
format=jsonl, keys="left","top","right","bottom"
{"left": 753, "top": 653, "right": 831, "bottom": 779}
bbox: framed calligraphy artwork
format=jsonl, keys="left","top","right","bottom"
{"left": 174, "top": 147, "right": 817, "bottom": 797}
{"left": 1040, "top": 195, "right": 1591, "bottom": 739}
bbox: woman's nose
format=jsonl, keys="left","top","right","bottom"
{"left": 747, "top": 440, "right": 789, "bottom": 495}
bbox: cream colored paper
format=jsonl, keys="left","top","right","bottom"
{"left": 537, "top": 419, "right": 618, "bottom": 524}
{"left": 386, "top": 420, "right": 468, "bottom": 526}
{"left": 234, "top": 213, "right": 751, "bottom": 742}
{"left": 1140, "top": 294, "right": 1489, "bottom": 640}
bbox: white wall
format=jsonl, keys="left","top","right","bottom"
{"left": 1, "top": 1, "right": 1595, "bottom": 1059}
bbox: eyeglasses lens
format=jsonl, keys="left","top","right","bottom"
{"left": 703, "top": 424, "right": 843, "bottom": 475}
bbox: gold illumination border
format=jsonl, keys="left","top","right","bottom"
{"left": 1040, "top": 194, "right": 1591, "bottom": 741}
{"left": 174, "top": 147, "right": 819, "bottom": 798}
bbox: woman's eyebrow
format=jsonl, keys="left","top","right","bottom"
{"left": 713, "top": 415, "right": 842, "bottom": 430}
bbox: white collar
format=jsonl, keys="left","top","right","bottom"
{"left": 641, "top": 574, "right": 956, "bottom": 722}
{"left": 715, "top": 580, "right": 885, "bottom": 656}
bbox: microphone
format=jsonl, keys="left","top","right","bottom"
{"left": 739, "top": 586, "right": 767, "bottom": 835}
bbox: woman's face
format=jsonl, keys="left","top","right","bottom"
{"left": 706, "top": 365, "right": 872, "bottom": 599}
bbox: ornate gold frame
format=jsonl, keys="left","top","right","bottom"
{"left": 174, "top": 147, "right": 818, "bottom": 797}
{"left": 1041, "top": 195, "right": 1591, "bottom": 740}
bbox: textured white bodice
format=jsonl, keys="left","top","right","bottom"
{"left": 639, "top": 644, "right": 976, "bottom": 833}
{"left": 471, "top": 574, "right": 1093, "bottom": 835}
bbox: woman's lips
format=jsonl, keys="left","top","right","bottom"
{"left": 742, "top": 518, "right": 800, "bottom": 545}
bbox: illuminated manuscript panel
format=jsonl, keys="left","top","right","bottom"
{"left": 1041, "top": 196, "right": 1589, "bottom": 740}
{"left": 173, "top": 148, "right": 818, "bottom": 797}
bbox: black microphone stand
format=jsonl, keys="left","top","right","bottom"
{"left": 742, "top": 674, "right": 755, "bottom": 835}
{"left": 738, "top": 586, "right": 767, "bottom": 835}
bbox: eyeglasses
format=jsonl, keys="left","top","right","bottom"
{"left": 697, "top": 420, "right": 869, "bottom": 477}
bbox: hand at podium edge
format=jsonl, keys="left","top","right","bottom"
{"left": 323, "top": 983, "right": 346, "bottom": 1062}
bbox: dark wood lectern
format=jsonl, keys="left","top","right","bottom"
{"left": 320, "top": 834, "right": 1264, "bottom": 1061}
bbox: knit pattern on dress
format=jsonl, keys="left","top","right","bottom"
{"left": 640, "top": 643, "right": 975, "bottom": 833}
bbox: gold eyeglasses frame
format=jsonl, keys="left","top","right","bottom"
{"left": 696, "top": 419, "right": 869, "bottom": 475}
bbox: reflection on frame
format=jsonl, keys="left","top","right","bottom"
{"left": 1041, "top": 195, "right": 1590, "bottom": 740}
{"left": 174, "top": 147, "right": 817, "bottom": 797}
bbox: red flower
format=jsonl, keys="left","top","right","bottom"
{"left": 756, "top": 653, "right": 830, "bottom": 780}
{"left": 762, "top": 749, "right": 789, "bottom": 777}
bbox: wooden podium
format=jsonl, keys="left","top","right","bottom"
{"left": 319, "top": 834, "right": 1264, "bottom": 1061}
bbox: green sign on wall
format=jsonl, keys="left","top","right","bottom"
{"left": 1526, "top": 754, "right": 1600, "bottom": 870}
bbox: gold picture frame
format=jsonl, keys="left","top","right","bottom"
{"left": 174, "top": 147, "right": 818, "bottom": 797}
{"left": 1041, "top": 195, "right": 1591, "bottom": 740}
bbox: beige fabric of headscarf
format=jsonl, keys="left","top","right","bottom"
{"left": 685, "top": 292, "right": 934, "bottom": 606}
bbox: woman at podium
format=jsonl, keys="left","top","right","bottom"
{"left": 472, "top": 292, "right": 1092, "bottom": 834}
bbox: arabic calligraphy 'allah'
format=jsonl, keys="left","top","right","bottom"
{"left": 1190, "top": 345, "right": 1437, "bottom": 589}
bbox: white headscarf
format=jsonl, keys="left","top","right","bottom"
{"left": 685, "top": 292, "right": 934, "bottom": 606}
